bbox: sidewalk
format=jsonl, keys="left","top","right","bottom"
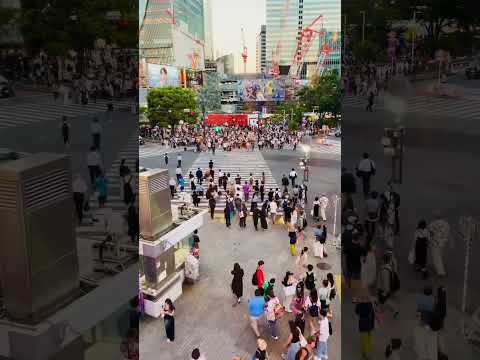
{"left": 342, "top": 285, "right": 478, "bottom": 359}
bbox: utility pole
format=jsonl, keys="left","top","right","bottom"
{"left": 360, "top": 11, "right": 366, "bottom": 42}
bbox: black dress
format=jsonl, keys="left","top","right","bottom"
{"left": 164, "top": 313, "right": 175, "bottom": 341}
{"left": 260, "top": 208, "right": 268, "bottom": 230}
{"left": 414, "top": 229, "right": 428, "bottom": 270}
{"left": 231, "top": 268, "right": 244, "bottom": 298}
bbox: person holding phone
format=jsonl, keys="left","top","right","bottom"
{"left": 161, "top": 298, "right": 175, "bottom": 342}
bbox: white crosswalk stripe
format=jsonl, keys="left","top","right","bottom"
{"left": 139, "top": 144, "right": 191, "bottom": 159}
{"left": 310, "top": 140, "right": 341, "bottom": 159}
{"left": 0, "top": 99, "right": 131, "bottom": 130}
{"left": 76, "top": 134, "right": 138, "bottom": 240}
{"left": 343, "top": 94, "right": 480, "bottom": 120}
{"left": 171, "top": 150, "right": 281, "bottom": 212}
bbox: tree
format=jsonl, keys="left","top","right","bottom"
{"left": 297, "top": 71, "right": 341, "bottom": 119}
{"left": 146, "top": 87, "right": 199, "bottom": 128}
{"left": 273, "top": 102, "right": 307, "bottom": 130}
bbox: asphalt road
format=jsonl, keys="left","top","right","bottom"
{"left": 342, "top": 101, "right": 480, "bottom": 315}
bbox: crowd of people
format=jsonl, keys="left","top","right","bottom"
{"left": 140, "top": 124, "right": 305, "bottom": 152}
{"left": 1, "top": 45, "right": 137, "bottom": 103}
{"left": 340, "top": 152, "right": 449, "bottom": 359}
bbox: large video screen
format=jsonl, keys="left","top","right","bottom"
{"left": 147, "top": 64, "right": 180, "bottom": 88}
{"left": 238, "top": 79, "right": 285, "bottom": 102}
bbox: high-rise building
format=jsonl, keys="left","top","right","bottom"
{"left": 203, "top": 0, "right": 215, "bottom": 60}
{"left": 140, "top": 0, "right": 205, "bottom": 70}
{"left": 256, "top": 25, "right": 267, "bottom": 74}
{"left": 265, "top": 0, "right": 341, "bottom": 76}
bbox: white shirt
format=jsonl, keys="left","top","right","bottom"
{"left": 72, "top": 177, "right": 88, "bottom": 193}
{"left": 357, "top": 158, "right": 375, "bottom": 172}
{"left": 269, "top": 201, "right": 278, "bottom": 213}
{"left": 169, "top": 179, "right": 176, "bottom": 187}
{"left": 319, "top": 196, "right": 329, "bottom": 208}
{"left": 86, "top": 151, "right": 101, "bottom": 167}
{"left": 175, "top": 167, "right": 182, "bottom": 175}
{"left": 289, "top": 170, "right": 297, "bottom": 178}
{"left": 318, "top": 317, "right": 330, "bottom": 342}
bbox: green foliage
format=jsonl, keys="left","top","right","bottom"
{"left": 297, "top": 71, "right": 341, "bottom": 118}
{"left": 146, "top": 87, "right": 199, "bottom": 128}
{"left": 13, "top": 0, "right": 137, "bottom": 54}
{"left": 352, "top": 40, "right": 380, "bottom": 63}
{"left": 273, "top": 101, "right": 307, "bottom": 129}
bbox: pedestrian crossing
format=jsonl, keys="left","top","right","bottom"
{"left": 139, "top": 143, "right": 192, "bottom": 159}
{"left": 171, "top": 150, "right": 281, "bottom": 213}
{"left": 0, "top": 99, "right": 131, "bottom": 130}
{"left": 76, "top": 133, "right": 138, "bottom": 240}
{"left": 342, "top": 94, "right": 480, "bottom": 120}
{"left": 311, "top": 140, "right": 341, "bottom": 159}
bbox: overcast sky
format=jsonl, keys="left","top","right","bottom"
{"left": 210, "top": 0, "right": 266, "bottom": 73}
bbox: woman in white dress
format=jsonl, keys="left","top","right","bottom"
{"left": 281, "top": 271, "right": 296, "bottom": 313}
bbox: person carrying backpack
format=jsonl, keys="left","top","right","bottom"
{"left": 305, "top": 287, "right": 320, "bottom": 334}
{"left": 252, "top": 260, "right": 265, "bottom": 289}
{"left": 304, "top": 264, "right": 315, "bottom": 291}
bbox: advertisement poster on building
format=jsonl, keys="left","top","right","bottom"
{"left": 238, "top": 79, "right": 285, "bottom": 102}
{"left": 147, "top": 64, "right": 180, "bottom": 88}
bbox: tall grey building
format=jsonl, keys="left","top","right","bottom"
{"left": 203, "top": 0, "right": 215, "bottom": 60}
{"left": 256, "top": 25, "right": 267, "bottom": 74}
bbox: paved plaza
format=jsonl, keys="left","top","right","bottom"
{"left": 139, "top": 220, "right": 342, "bottom": 360}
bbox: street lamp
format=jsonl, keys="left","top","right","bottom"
{"left": 360, "top": 11, "right": 366, "bottom": 42}
{"left": 381, "top": 126, "right": 406, "bottom": 184}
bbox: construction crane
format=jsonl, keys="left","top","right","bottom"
{"left": 241, "top": 26, "right": 247, "bottom": 73}
{"left": 289, "top": 15, "right": 331, "bottom": 79}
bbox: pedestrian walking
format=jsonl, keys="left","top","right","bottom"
{"left": 305, "top": 287, "right": 321, "bottom": 334}
{"left": 317, "top": 309, "right": 330, "bottom": 360}
{"left": 95, "top": 171, "right": 108, "bottom": 208}
{"left": 224, "top": 203, "right": 232, "bottom": 228}
{"left": 366, "top": 91, "right": 374, "bottom": 112}
{"left": 356, "top": 153, "right": 376, "bottom": 197}
{"left": 86, "top": 146, "right": 102, "bottom": 188}
{"left": 319, "top": 194, "right": 329, "bottom": 221}
{"left": 283, "top": 321, "right": 302, "bottom": 360}
{"left": 127, "top": 203, "right": 139, "bottom": 243}
{"left": 161, "top": 298, "right": 175, "bottom": 342}
{"left": 265, "top": 289, "right": 281, "bottom": 340}
{"left": 428, "top": 213, "right": 449, "bottom": 277}
{"left": 177, "top": 153, "right": 182, "bottom": 167}
{"left": 60, "top": 116, "right": 70, "bottom": 147}
{"left": 239, "top": 202, "right": 247, "bottom": 228}
{"left": 208, "top": 196, "right": 216, "bottom": 220}
{"left": 295, "top": 247, "right": 309, "bottom": 277}
{"left": 72, "top": 173, "right": 87, "bottom": 224}
{"left": 289, "top": 168, "right": 298, "bottom": 188}
{"left": 253, "top": 338, "right": 270, "bottom": 360}
{"left": 282, "top": 271, "right": 296, "bottom": 313}
{"left": 354, "top": 292, "right": 375, "bottom": 360}
{"left": 288, "top": 221, "right": 298, "bottom": 256}
{"left": 90, "top": 116, "right": 102, "bottom": 149}
{"left": 123, "top": 173, "right": 135, "bottom": 206}
{"left": 253, "top": 205, "right": 260, "bottom": 230}
{"left": 260, "top": 202, "right": 269, "bottom": 231}
{"left": 231, "top": 263, "right": 244, "bottom": 306}
{"left": 164, "top": 153, "right": 168, "bottom": 166}
{"left": 248, "top": 288, "right": 265, "bottom": 338}
{"left": 312, "top": 197, "right": 320, "bottom": 222}
{"left": 169, "top": 177, "right": 176, "bottom": 198}
{"left": 410, "top": 220, "right": 429, "bottom": 277}
{"left": 254, "top": 260, "right": 265, "bottom": 289}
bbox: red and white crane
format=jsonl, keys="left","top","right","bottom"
{"left": 289, "top": 15, "right": 331, "bottom": 79}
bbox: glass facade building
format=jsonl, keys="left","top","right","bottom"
{"left": 266, "top": 0, "right": 341, "bottom": 73}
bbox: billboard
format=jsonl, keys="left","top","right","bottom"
{"left": 205, "top": 114, "right": 249, "bottom": 127}
{"left": 238, "top": 79, "right": 285, "bottom": 102}
{"left": 147, "top": 64, "right": 180, "bottom": 88}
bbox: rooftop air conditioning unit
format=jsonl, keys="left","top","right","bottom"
{"left": 139, "top": 168, "right": 172, "bottom": 240}
{"left": 0, "top": 153, "right": 79, "bottom": 323}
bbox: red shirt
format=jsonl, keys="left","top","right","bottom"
{"left": 256, "top": 268, "right": 264, "bottom": 288}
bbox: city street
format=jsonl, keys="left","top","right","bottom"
{"left": 342, "top": 82, "right": 480, "bottom": 358}
{"left": 139, "top": 137, "right": 341, "bottom": 359}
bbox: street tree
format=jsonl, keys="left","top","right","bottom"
{"left": 146, "top": 87, "right": 199, "bottom": 128}
{"left": 297, "top": 71, "right": 341, "bottom": 121}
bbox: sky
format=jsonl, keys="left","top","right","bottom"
{"left": 210, "top": 0, "right": 266, "bottom": 73}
